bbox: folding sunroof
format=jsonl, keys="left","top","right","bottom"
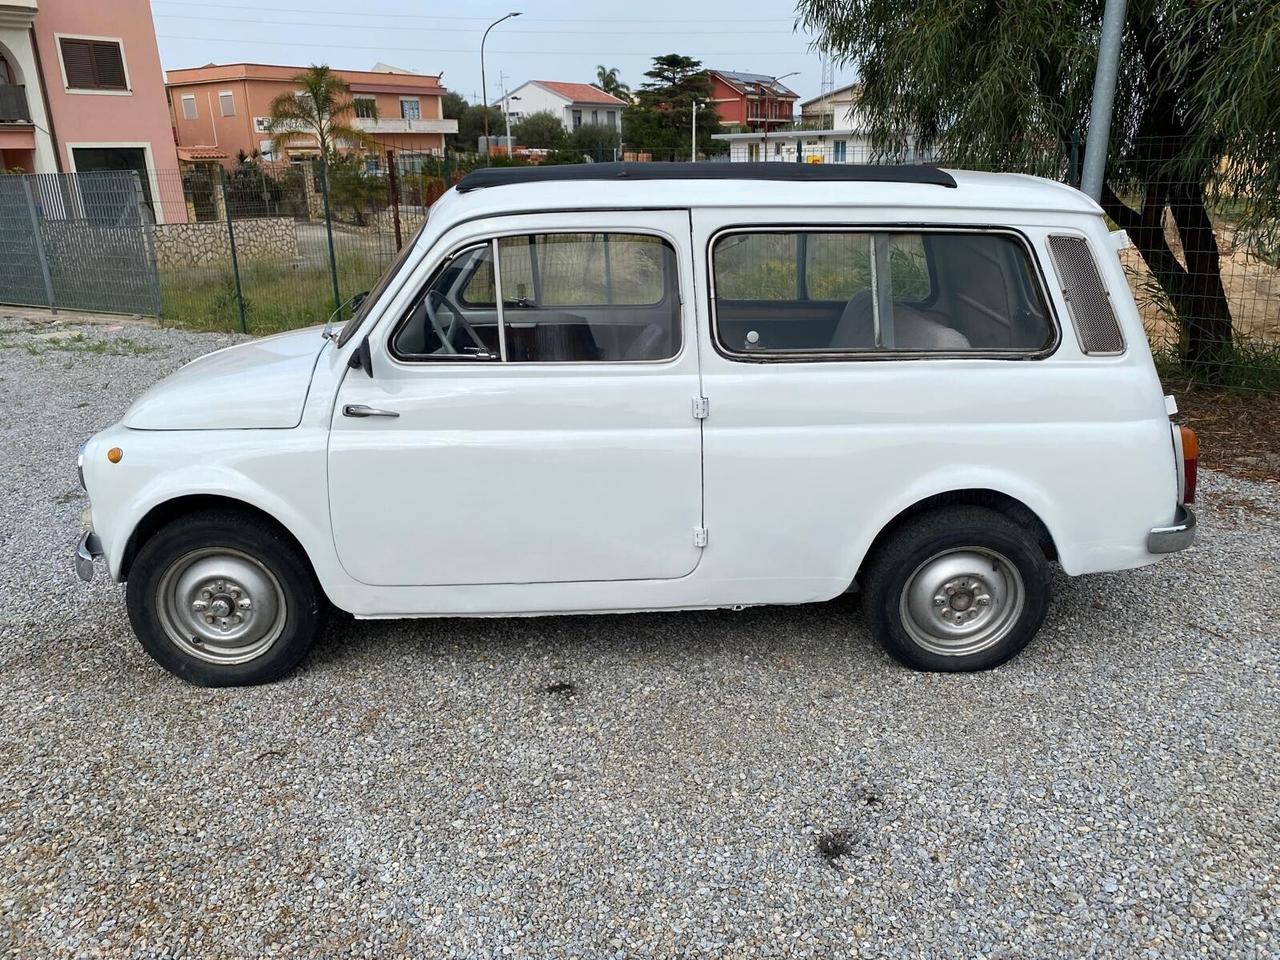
{"left": 456, "top": 161, "right": 957, "bottom": 192}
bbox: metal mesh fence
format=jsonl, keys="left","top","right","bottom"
{"left": 1, "top": 134, "right": 1275, "bottom": 388}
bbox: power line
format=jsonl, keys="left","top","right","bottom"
{"left": 155, "top": 34, "right": 812, "bottom": 57}
{"left": 153, "top": 12, "right": 805, "bottom": 36}
{"left": 150, "top": 0, "right": 797, "bottom": 25}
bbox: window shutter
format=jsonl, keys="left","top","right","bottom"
{"left": 89, "top": 41, "right": 127, "bottom": 89}
{"left": 60, "top": 38, "right": 95, "bottom": 88}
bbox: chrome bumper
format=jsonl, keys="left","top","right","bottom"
{"left": 1147, "top": 505, "right": 1197, "bottom": 554}
{"left": 75, "top": 530, "right": 103, "bottom": 582}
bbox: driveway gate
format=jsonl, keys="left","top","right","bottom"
{"left": 0, "top": 171, "right": 162, "bottom": 316}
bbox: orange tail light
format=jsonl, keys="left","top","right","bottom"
{"left": 1179, "top": 425, "right": 1198, "bottom": 504}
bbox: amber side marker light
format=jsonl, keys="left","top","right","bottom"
{"left": 107, "top": 447, "right": 123, "bottom": 464}
{"left": 1179, "top": 426, "right": 1198, "bottom": 504}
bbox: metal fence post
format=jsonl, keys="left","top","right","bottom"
{"left": 316, "top": 159, "right": 342, "bottom": 315}
{"left": 20, "top": 177, "right": 56, "bottom": 313}
{"left": 386, "top": 148, "right": 403, "bottom": 249}
{"left": 219, "top": 166, "right": 248, "bottom": 334}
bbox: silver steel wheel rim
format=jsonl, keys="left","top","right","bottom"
{"left": 899, "top": 546, "right": 1025, "bottom": 657}
{"left": 155, "top": 547, "right": 287, "bottom": 666}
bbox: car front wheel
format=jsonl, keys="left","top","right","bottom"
{"left": 861, "top": 506, "right": 1052, "bottom": 672}
{"left": 126, "top": 510, "right": 324, "bottom": 686}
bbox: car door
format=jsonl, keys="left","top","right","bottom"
{"left": 327, "top": 211, "right": 705, "bottom": 587}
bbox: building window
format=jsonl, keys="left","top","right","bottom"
{"left": 571, "top": 109, "right": 582, "bottom": 129}
{"left": 355, "top": 96, "right": 377, "bottom": 119}
{"left": 180, "top": 94, "right": 197, "bottom": 120}
{"left": 832, "top": 140, "right": 846, "bottom": 163}
{"left": 400, "top": 98, "right": 420, "bottom": 120}
{"left": 591, "top": 109, "right": 599, "bottom": 124}
{"left": 607, "top": 110, "right": 617, "bottom": 129}
{"left": 218, "top": 91, "right": 235, "bottom": 117}
{"left": 59, "top": 37, "right": 127, "bottom": 91}
{"left": 747, "top": 143, "right": 759, "bottom": 162}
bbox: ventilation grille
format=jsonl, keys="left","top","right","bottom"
{"left": 1048, "top": 235, "right": 1125, "bottom": 355}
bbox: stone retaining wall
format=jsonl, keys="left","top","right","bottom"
{"left": 154, "top": 217, "right": 298, "bottom": 268}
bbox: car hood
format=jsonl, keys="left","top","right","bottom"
{"left": 124, "top": 327, "right": 330, "bottom": 430}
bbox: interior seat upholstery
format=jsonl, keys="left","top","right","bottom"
{"left": 831, "top": 290, "right": 971, "bottom": 351}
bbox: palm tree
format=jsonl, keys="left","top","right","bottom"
{"left": 595, "top": 65, "right": 630, "bottom": 101}
{"left": 266, "top": 64, "right": 376, "bottom": 166}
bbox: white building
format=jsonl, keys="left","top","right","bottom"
{"left": 712, "top": 129, "right": 877, "bottom": 164}
{"left": 500, "top": 80, "right": 626, "bottom": 134}
{"left": 714, "top": 84, "right": 935, "bottom": 165}
{"left": 799, "top": 82, "right": 869, "bottom": 130}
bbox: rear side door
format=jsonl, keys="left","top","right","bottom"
{"left": 327, "top": 210, "right": 705, "bottom": 587}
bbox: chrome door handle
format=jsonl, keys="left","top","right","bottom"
{"left": 343, "top": 404, "right": 399, "bottom": 419}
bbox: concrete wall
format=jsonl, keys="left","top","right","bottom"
{"left": 154, "top": 216, "right": 297, "bottom": 268}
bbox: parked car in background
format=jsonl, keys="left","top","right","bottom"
{"left": 75, "top": 163, "right": 1197, "bottom": 686}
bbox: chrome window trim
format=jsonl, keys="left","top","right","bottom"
{"left": 706, "top": 223, "right": 1062, "bottom": 363}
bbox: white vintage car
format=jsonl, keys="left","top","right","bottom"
{"left": 76, "top": 163, "right": 1197, "bottom": 686}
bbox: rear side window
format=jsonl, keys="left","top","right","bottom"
{"left": 711, "top": 230, "right": 1054, "bottom": 356}
{"left": 392, "top": 232, "right": 681, "bottom": 363}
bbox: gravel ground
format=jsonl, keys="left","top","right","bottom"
{"left": 0, "top": 313, "right": 1277, "bottom": 959}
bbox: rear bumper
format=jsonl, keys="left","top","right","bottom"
{"left": 1147, "top": 505, "right": 1197, "bottom": 554}
{"left": 75, "top": 530, "right": 103, "bottom": 582}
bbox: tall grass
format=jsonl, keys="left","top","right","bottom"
{"left": 159, "top": 253, "right": 386, "bottom": 336}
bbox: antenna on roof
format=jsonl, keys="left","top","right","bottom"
{"left": 819, "top": 48, "right": 835, "bottom": 129}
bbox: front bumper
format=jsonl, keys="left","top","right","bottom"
{"left": 1147, "top": 505, "right": 1197, "bottom": 554}
{"left": 75, "top": 530, "right": 104, "bottom": 582}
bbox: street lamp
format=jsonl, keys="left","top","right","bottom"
{"left": 761, "top": 71, "right": 799, "bottom": 160}
{"left": 480, "top": 12, "right": 521, "bottom": 164}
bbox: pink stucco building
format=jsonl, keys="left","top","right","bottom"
{"left": 165, "top": 62, "right": 457, "bottom": 168}
{"left": 0, "top": 0, "right": 180, "bottom": 217}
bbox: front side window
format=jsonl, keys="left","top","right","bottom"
{"left": 712, "top": 230, "right": 1053, "bottom": 356}
{"left": 392, "top": 232, "right": 681, "bottom": 363}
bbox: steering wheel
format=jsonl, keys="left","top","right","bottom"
{"left": 424, "top": 289, "right": 487, "bottom": 354}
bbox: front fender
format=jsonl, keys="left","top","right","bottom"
{"left": 82, "top": 425, "right": 334, "bottom": 584}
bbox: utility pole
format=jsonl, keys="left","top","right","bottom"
{"left": 762, "top": 72, "right": 799, "bottom": 161}
{"left": 1081, "top": 0, "right": 1127, "bottom": 201}
{"left": 480, "top": 12, "right": 521, "bottom": 164}
{"left": 691, "top": 100, "right": 700, "bottom": 162}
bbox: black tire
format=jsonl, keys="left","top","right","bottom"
{"left": 126, "top": 509, "right": 325, "bottom": 687}
{"left": 861, "top": 506, "right": 1051, "bottom": 672}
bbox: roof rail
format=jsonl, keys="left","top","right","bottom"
{"left": 456, "top": 162, "right": 956, "bottom": 192}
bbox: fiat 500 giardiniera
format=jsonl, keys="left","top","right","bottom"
{"left": 75, "top": 163, "right": 1198, "bottom": 686}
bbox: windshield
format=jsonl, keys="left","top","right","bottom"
{"left": 337, "top": 218, "right": 429, "bottom": 347}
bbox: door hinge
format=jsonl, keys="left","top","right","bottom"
{"left": 693, "top": 526, "right": 709, "bottom": 548}
{"left": 692, "top": 396, "right": 710, "bottom": 420}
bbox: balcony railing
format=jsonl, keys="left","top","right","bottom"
{"left": 0, "top": 85, "right": 32, "bottom": 124}
{"left": 353, "top": 117, "right": 458, "bottom": 136}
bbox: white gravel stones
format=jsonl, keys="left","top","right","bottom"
{"left": 0, "top": 315, "right": 1276, "bottom": 958}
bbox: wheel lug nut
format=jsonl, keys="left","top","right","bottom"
{"left": 192, "top": 600, "right": 208, "bottom": 612}
{"left": 205, "top": 615, "right": 215, "bottom": 624}
{"left": 237, "top": 598, "right": 252, "bottom": 610}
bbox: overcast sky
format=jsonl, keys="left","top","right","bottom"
{"left": 148, "top": 0, "right": 850, "bottom": 104}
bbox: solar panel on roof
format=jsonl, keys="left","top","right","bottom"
{"left": 455, "top": 162, "right": 957, "bottom": 193}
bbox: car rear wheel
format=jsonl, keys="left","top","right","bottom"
{"left": 861, "top": 506, "right": 1051, "bottom": 672}
{"left": 126, "top": 510, "right": 324, "bottom": 686}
